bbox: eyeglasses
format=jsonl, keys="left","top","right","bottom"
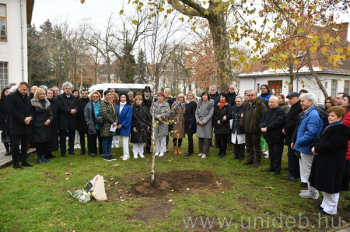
{"left": 248, "top": 94, "right": 255, "bottom": 96}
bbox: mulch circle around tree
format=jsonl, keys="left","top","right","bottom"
{"left": 129, "top": 169, "right": 233, "bottom": 197}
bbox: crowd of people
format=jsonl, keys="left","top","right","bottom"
{"left": 1, "top": 81, "right": 350, "bottom": 216}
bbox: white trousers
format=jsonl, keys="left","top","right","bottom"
{"left": 321, "top": 192, "right": 339, "bottom": 215}
{"left": 74, "top": 131, "right": 80, "bottom": 144}
{"left": 133, "top": 143, "right": 144, "bottom": 156}
{"left": 120, "top": 136, "right": 129, "bottom": 158}
{"left": 300, "top": 152, "right": 317, "bottom": 191}
{"left": 113, "top": 135, "right": 119, "bottom": 146}
{"left": 155, "top": 136, "right": 166, "bottom": 153}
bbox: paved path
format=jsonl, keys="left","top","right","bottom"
{"left": 0, "top": 143, "right": 36, "bottom": 168}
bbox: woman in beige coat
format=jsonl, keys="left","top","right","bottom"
{"left": 170, "top": 93, "right": 186, "bottom": 154}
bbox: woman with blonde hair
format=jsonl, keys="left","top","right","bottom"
{"left": 184, "top": 92, "right": 197, "bottom": 156}
{"left": 170, "top": 93, "right": 186, "bottom": 154}
{"left": 127, "top": 91, "right": 134, "bottom": 105}
{"left": 30, "top": 88, "right": 53, "bottom": 163}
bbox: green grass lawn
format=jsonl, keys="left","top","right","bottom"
{"left": 0, "top": 135, "right": 349, "bottom": 231}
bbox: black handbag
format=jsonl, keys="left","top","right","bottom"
{"left": 94, "top": 116, "right": 103, "bottom": 124}
{"left": 294, "top": 150, "right": 301, "bottom": 159}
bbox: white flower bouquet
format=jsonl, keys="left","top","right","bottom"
{"left": 68, "top": 189, "right": 94, "bottom": 203}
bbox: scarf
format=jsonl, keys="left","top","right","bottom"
{"left": 48, "top": 97, "right": 58, "bottom": 110}
{"left": 186, "top": 99, "right": 193, "bottom": 104}
{"left": 172, "top": 101, "right": 186, "bottom": 115}
{"left": 235, "top": 104, "right": 244, "bottom": 112}
{"left": 93, "top": 100, "right": 101, "bottom": 130}
{"left": 260, "top": 90, "right": 272, "bottom": 98}
{"left": 323, "top": 121, "right": 343, "bottom": 135}
{"left": 219, "top": 101, "right": 227, "bottom": 110}
{"left": 120, "top": 101, "right": 127, "bottom": 114}
{"left": 39, "top": 99, "right": 46, "bottom": 109}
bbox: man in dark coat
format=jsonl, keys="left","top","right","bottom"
{"left": 283, "top": 92, "right": 302, "bottom": 182}
{"left": 142, "top": 86, "right": 153, "bottom": 154}
{"left": 241, "top": 89, "right": 267, "bottom": 167}
{"left": 209, "top": 85, "right": 220, "bottom": 147}
{"left": 184, "top": 96, "right": 197, "bottom": 156}
{"left": 227, "top": 85, "right": 237, "bottom": 106}
{"left": 76, "top": 89, "right": 90, "bottom": 155}
{"left": 259, "top": 96, "right": 286, "bottom": 175}
{"left": 57, "top": 82, "right": 78, "bottom": 156}
{"left": 6, "top": 82, "right": 34, "bottom": 169}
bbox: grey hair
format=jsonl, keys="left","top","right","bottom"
{"left": 52, "top": 86, "right": 59, "bottom": 90}
{"left": 248, "top": 89, "right": 257, "bottom": 95}
{"left": 230, "top": 84, "right": 236, "bottom": 89}
{"left": 236, "top": 95, "right": 244, "bottom": 101}
{"left": 62, "top": 82, "right": 73, "bottom": 90}
{"left": 9, "top": 82, "right": 17, "bottom": 87}
{"left": 269, "top": 96, "right": 278, "bottom": 101}
{"left": 209, "top": 85, "right": 217, "bottom": 90}
{"left": 9, "top": 85, "right": 18, "bottom": 93}
{"left": 300, "top": 93, "right": 316, "bottom": 104}
{"left": 39, "top": 85, "right": 48, "bottom": 91}
{"left": 164, "top": 88, "right": 171, "bottom": 92}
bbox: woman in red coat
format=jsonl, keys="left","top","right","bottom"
{"left": 341, "top": 94, "right": 350, "bottom": 191}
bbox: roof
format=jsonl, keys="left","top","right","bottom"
{"left": 26, "top": 0, "right": 35, "bottom": 24}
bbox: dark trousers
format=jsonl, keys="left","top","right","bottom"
{"left": 199, "top": 138, "right": 210, "bottom": 155}
{"left": 145, "top": 131, "right": 152, "bottom": 152}
{"left": 234, "top": 143, "right": 245, "bottom": 160}
{"left": 216, "top": 133, "right": 229, "bottom": 154}
{"left": 88, "top": 130, "right": 103, "bottom": 155}
{"left": 268, "top": 142, "right": 284, "bottom": 172}
{"left": 187, "top": 133, "right": 194, "bottom": 153}
{"left": 59, "top": 130, "right": 75, "bottom": 154}
{"left": 245, "top": 133, "right": 262, "bottom": 163}
{"left": 287, "top": 145, "right": 300, "bottom": 178}
{"left": 173, "top": 138, "right": 182, "bottom": 147}
{"left": 79, "top": 131, "right": 88, "bottom": 153}
{"left": 36, "top": 142, "right": 47, "bottom": 159}
{"left": 12, "top": 134, "right": 29, "bottom": 165}
{"left": 166, "top": 135, "right": 169, "bottom": 148}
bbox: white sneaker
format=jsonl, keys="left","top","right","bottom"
{"left": 139, "top": 153, "right": 145, "bottom": 158}
{"left": 159, "top": 152, "right": 164, "bottom": 157}
{"left": 134, "top": 154, "right": 138, "bottom": 159}
{"left": 122, "top": 156, "right": 130, "bottom": 161}
{"left": 198, "top": 153, "right": 203, "bottom": 156}
{"left": 300, "top": 190, "right": 309, "bottom": 193}
{"left": 263, "top": 151, "right": 269, "bottom": 155}
{"left": 202, "top": 154, "right": 206, "bottom": 158}
{"left": 264, "top": 155, "right": 269, "bottom": 159}
{"left": 155, "top": 152, "right": 159, "bottom": 156}
{"left": 299, "top": 191, "right": 319, "bottom": 199}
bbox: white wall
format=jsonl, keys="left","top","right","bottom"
{"left": 0, "top": 0, "right": 28, "bottom": 86}
{"left": 239, "top": 74, "right": 350, "bottom": 104}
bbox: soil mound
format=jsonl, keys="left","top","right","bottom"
{"left": 130, "top": 170, "right": 232, "bottom": 197}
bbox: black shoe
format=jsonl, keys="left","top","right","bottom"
{"left": 4, "top": 149, "right": 10, "bottom": 156}
{"left": 219, "top": 153, "right": 226, "bottom": 158}
{"left": 285, "top": 175, "right": 299, "bottom": 183}
{"left": 146, "top": 151, "right": 152, "bottom": 154}
{"left": 216, "top": 152, "right": 223, "bottom": 157}
{"left": 46, "top": 154, "right": 56, "bottom": 158}
{"left": 37, "top": 157, "right": 47, "bottom": 164}
{"left": 273, "top": 171, "right": 281, "bottom": 176}
{"left": 61, "top": 153, "right": 66, "bottom": 157}
{"left": 90, "top": 153, "right": 96, "bottom": 157}
{"left": 316, "top": 205, "right": 323, "bottom": 210}
{"left": 103, "top": 156, "right": 112, "bottom": 162}
{"left": 110, "top": 155, "right": 116, "bottom": 161}
{"left": 232, "top": 156, "right": 239, "bottom": 160}
{"left": 319, "top": 210, "right": 331, "bottom": 216}
{"left": 21, "top": 162, "right": 33, "bottom": 167}
{"left": 265, "top": 167, "right": 275, "bottom": 172}
{"left": 42, "top": 156, "right": 51, "bottom": 162}
{"left": 185, "top": 152, "right": 193, "bottom": 156}
{"left": 69, "top": 152, "right": 77, "bottom": 156}
{"left": 13, "top": 164, "right": 23, "bottom": 169}
{"left": 300, "top": 182, "right": 307, "bottom": 188}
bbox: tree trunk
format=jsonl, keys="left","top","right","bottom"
{"left": 208, "top": 12, "right": 232, "bottom": 93}
{"left": 307, "top": 48, "right": 328, "bottom": 98}
{"left": 288, "top": 61, "right": 294, "bottom": 93}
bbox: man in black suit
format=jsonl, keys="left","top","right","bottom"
{"left": 142, "top": 86, "right": 152, "bottom": 154}
{"left": 57, "top": 82, "right": 78, "bottom": 156}
{"left": 6, "top": 82, "right": 34, "bottom": 169}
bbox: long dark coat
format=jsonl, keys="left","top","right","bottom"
{"left": 76, "top": 97, "right": 90, "bottom": 133}
{"left": 309, "top": 123, "right": 350, "bottom": 193}
{"left": 130, "top": 105, "right": 152, "bottom": 143}
{"left": 30, "top": 99, "right": 53, "bottom": 143}
{"left": 0, "top": 98, "right": 7, "bottom": 131}
{"left": 185, "top": 101, "right": 197, "bottom": 134}
{"left": 142, "top": 95, "right": 153, "bottom": 109}
{"left": 231, "top": 104, "right": 245, "bottom": 135}
{"left": 284, "top": 100, "right": 302, "bottom": 146}
{"left": 213, "top": 103, "right": 232, "bottom": 135}
{"left": 259, "top": 106, "right": 286, "bottom": 143}
{"left": 57, "top": 94, "right": 78, "bottom": 131}
{"left": 6, "top": 90, "right": 33, "bottom": 135}
{"left": 46, "top": 98, "right": 59, "bottom": 152}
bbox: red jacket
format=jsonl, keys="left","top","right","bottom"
{"left": 342, "top": 112, "right": 350, "bottom": 160}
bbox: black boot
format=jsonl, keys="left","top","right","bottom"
{"left": 4, "top": 143, "right": 10, "bottom": 156}
{"left": 46, "top": 151, "right": 56, "bottom": 159}
{"left": 42, "top": 155, "right": 51, "bottom": 163}
{"left": 37, "top": 154, "right": 46, "bottom": 164}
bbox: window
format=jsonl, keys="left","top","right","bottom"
{"left": 268, "top": 80, "right": 282, "bottom": 96}
{"left": 345, "top": 80, "right": 350, "bottom": 95}
{"left": 0, "top": 63, "right": 8, "bottom": 92}
{"left": 331, "top": 79, "right": 338, "bottom": 97}
{"left": 257, "top": 84, "right": 260, "bottom": 93}
{"left": 0, "top": 5, "right": 6, "bottom": 41}
{"left": 325, "top": 82, "right": 328, "bottom": 89}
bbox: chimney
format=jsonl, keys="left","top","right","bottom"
{"left": 338, "top": 22, "right": 349, "bottom": 42}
